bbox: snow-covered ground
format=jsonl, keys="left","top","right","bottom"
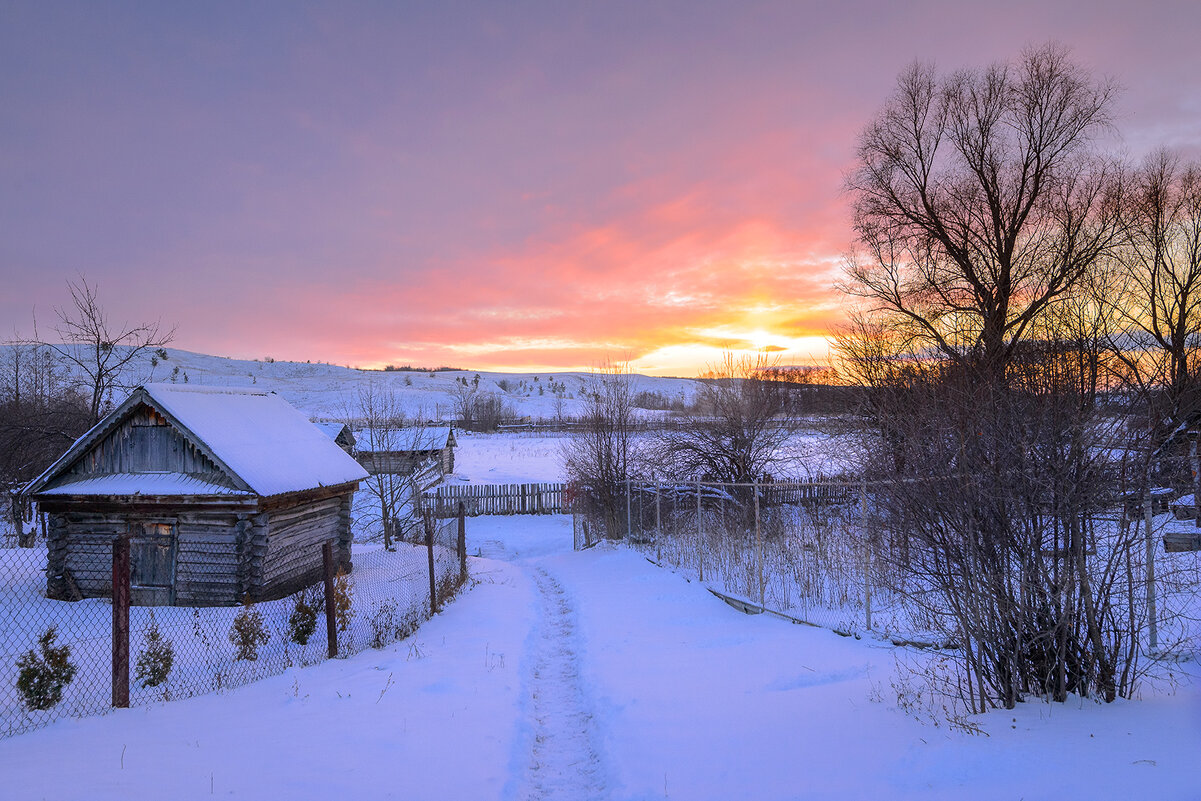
{"left": 0, "top": 516, "right": 1196, "bottom": 799}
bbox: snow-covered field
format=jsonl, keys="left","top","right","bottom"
{"left": 6, "top": 345, "right": 704, "bottom": 422}
{"left": 1, "top": 516, "right": 1197, "bottom": 800}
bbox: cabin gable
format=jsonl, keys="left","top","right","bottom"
{"left": 57, "top": 403, "right": 235, "bottom": 489}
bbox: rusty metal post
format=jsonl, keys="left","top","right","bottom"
{"left": 111, "top": 534, "right": 130, "bottom": 708}
{"left": 322, "top": 541, "right": 337, "bottom": 658}
{"left": 457, "top": 501, "right": 467, "bottom": 579}
{"left": 425, "top": 513, "right": 438, "bottom": 615}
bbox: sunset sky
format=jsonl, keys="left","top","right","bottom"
{"left": 2, "top": 2, "right": 1199, "bottom": 375}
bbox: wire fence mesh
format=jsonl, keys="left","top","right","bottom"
{"left": 596, "top": 474, "right": 1201, "bottom": 654}
{"left": 0, "top": 503, "right": 467, "bottom": 739}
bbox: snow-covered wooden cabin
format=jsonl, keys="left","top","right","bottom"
{"left": 354, "top": 426, "right": 456, "bottom": 476}
{"left": 24, "top": 385, "right": 369, "bottom": 606}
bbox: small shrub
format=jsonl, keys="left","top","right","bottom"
{"left": 287, "top": 588, "right": 320, "bottom": 646}
{"left": 229, "top": 600, "right": 270, "bottom": 661}
{"left": 16, "top": 627, "right": 77, "bottom": 711}
{"left": 368, "top": 600, "right": 421, "bottom": 649}
{"left": 333, "top": 570, "right": 354, "bottom": 632}
{"left": 135, "top": 612, "right": 175, "bottom": 689}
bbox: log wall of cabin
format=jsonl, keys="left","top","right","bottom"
{"left": 254, "top": 492, "right": 352, "bottom": 601}
{"left": 65, "top": 404, "right": 232, "bottom": 486}
{"left": 44, "top": 505, "right": 250, "bottom": 606}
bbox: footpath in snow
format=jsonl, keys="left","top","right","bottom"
{"left": 0, "top": 514, "right": 1198, "bottom": 800}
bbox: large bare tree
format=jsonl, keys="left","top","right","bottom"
{"left": 844, "top": 43, "right": 1123, "bottom": 378}
{"left": 43, "top": 277, "right": 175, "bottom": 423}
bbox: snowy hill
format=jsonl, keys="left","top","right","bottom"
{"left": 3, "top": 345, "right": 704, "bottom": 422}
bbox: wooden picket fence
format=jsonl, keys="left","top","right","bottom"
{"left": 429, "top": 483, "right": 567, "bottom": 518}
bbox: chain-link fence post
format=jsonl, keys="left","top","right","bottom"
{"left": 322, "top": 540, "right": 338, "bottom": 658}
{"left": 111, "top": 533, "right": 130, "bottom": 708}
{"left": 1145, "top": 486, "right": 1158, "bottom": 652}
{"left": 755, "top": 479, "right": 763, "bottom": 607}
{"left": 861, "top": 474, "right": 871, "bottom": 632}
{"left": 457, "top": 501, "right": 467, "bottom": 580}
{"left": 696, "top": 480, "right": 704, "bottom": 582}
{"left": 424, "top": 513, "right": 438, "bottom": 615}
{"left": 625, "top": 478, "right": 632, "bottom": 540}
{"left": 655, "top": 483, "right": 662, "bottom": 563}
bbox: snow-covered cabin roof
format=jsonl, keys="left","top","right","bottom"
{"left": 26, "top": 384, "right": 368, "bottom": 498}
{"left": 37, "top": 473, "right": 252, "bottom": 497}
{"left": 352, "top": 426, "right": 456, "bottom": 454}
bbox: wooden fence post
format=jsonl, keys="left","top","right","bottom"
{"left": 1145, "top": 488, "right": 1158, "bottom": 652}
{"left": 322, "top": 541, "right": 337, "bottom": 658}
{"left": 696, "top": 480, "right": 704, "bottom": 582}
{"left": 457, "top": 501, "right": 467, "bottom": 579}
{"left": 754, "top": 480, "right": 763, "bottom": 607}
{"left": 111, "top": 533, "right": 130, "bottom": 708}
{"left": 425, "top": 513, "right": 438, "bottom": 615}
{"left": 861, "top": 474, "right": 872, "bottom": 632}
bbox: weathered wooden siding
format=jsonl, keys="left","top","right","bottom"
{"left": 256, "top": 494, "right": 350, "bottom": 601}
{"left": 64, "top": 404, "right": 231, "bottom": 486}
{"left": 173, "top": 514, "right": 242, "bottom": 606}
{"left": 45, "top": 509, "right": 249, "bottom": 605}
{"left": 431, "top": 483, "right": 566, "bottom": 517}
{"left": 47, "top": 512, "right": 123, "bottom": 598}
{"left": 358, "top": 448, "right": 453, "bottom": 477}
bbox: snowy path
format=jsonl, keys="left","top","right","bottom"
{"left": 515, "top": 566, "right": 607, "bottom": 801}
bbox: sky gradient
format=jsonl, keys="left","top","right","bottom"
{"left": 3, "top": 1, "right": 1199, "bottom": 375}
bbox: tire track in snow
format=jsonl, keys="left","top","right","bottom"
{"left": 517, "top": 566, "right": 607, "bottom": 801}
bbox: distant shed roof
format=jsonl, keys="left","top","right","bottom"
{"left": 26, "top": 384, "right": 369, "bottom": 498}
{"left": 352, "top": 426, "right": 456, "bottom": 454}
{"left": 314, "top": 421, "right": 349, "bottom": 439}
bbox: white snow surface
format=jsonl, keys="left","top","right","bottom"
{"left": 38, "top": 472, "right": 250, "bottom": 497}
{"left": 140, "top": 383, "right": 369, "bottom": 496}
{"left": 3, "top": 515, "right": 1198, "bottom": 800}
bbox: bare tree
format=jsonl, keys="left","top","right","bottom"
{"left": 655, "top": 352, "right": 795, "bottom": 484}
{"left": 839, "top": 45, "right": 1147, "bottom": 710}
{"left": 43, "top": 276, "right": 175, "bottom": 423}
{"left": 562, "top": 361, "right": 639, "bottom": 539}
{"left": 0, "top": 342, "right": 91, "bottom": 544}
{"left": 344, "top": 383, "right": 424, "bottom": 550}
{"left": 1107, "top": 149, "right": 1201, "bottom": 444}
{"left": 844, "top": 43, "right": 1123, "bottom": 380}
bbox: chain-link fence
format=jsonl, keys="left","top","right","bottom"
{"left": 0, "top": 505, "right": 468, "bottom": 739}
{"left": 591, "top": 474, "right": 1201, "bottom": 655}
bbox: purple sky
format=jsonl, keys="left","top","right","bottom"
{"left": 2, "top": 1, "right": 1199, "bottom": 374}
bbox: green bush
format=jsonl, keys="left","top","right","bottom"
{"left": 229, "top": 601, "right": 270, "bottom": 661}
{"left": 16, "top": 627, "right": 77, "bottom": 711}
{"left": 287, "top": 589, "right": 320, "bottom": 646}
{"left": 135, "top": 612, "right": 174, "bottom": 689}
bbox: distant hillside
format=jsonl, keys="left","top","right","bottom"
{"left": 1, "top": 345, "right": 703, "bottom": 422}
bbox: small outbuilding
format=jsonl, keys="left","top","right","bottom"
{"left": 313, "top": 421, "right": 357, "bottom": 454}
{"left": 24, "top": 384, "right": 369, "bottom": 606}
{"left": 354, "top": 426, "right": 457, "bottom": 476}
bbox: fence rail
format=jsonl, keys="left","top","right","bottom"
{"left": 429, "top": 483, "right": 567, "bottom": 517}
